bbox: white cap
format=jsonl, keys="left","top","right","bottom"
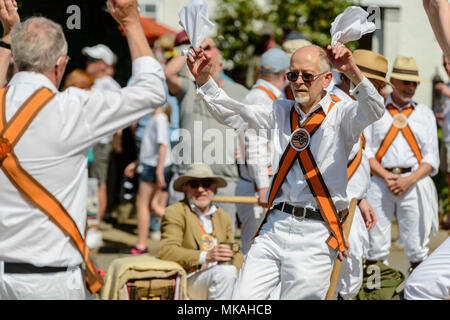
{"left": 82, "top": 44, "right": 117, "bottom": 66}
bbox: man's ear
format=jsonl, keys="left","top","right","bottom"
{"left": 323, "top": 71, "right": 333, "bottom": 88}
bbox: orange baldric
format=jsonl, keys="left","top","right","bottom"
{"left": 375, "top": 104, "right": 422, "bottom": 164}
{"left": 258, "top": 95, "right": 346, "bottom": 252}
{"left": 256, "top": 86, "right": 277, "bottom": 102}
{"left": 0, "top": 87, "right": 103, "bottom": 294}
{"left": 347, "top": 134, "right": 366, "bottom": 180}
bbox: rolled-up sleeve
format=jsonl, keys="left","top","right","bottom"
{"left": 421, "top": 108, "right": 440, "bottom": 176}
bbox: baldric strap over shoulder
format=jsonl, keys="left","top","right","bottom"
{"left": 0, "top": 87, "right": 103, "bottom": 294}
{"left": 375, "top": 104, "right": 422, "bottom": 164}
{"left": 255, "top": 86, "right": 277, "bottom": 101}
{"left": 347, "top": 134, "right": 366, "bottom": 180}
{"left": 256, "top": 95, "right": 347, "bottom": 252}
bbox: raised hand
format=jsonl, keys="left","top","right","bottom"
{"left": 107, "top": 0, "right": 140, "bottom": 27}
{"left": 186, "top": 47, "right": 212, "bottom": 87}
{"left": 326, "top": 42, "right": 363, "bottom": 85}
{"left": 0, "top": 0, "right": 20, "bottom": 38}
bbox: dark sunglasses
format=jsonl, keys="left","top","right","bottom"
{"left": 286, "top": 71, "right": 326, "bottom": 83}
{"left": 187, "top": 179, "right": 214, "bottom": 189}
{"left": 201, "top": 44, "right": 215, "bottom": 51}
{"left": 87, "top": 57, "right": 100, "bottom": 63}
{"left": 401, "top": 80, "right": 418, "bottom": 86}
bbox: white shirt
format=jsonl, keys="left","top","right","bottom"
{"left": 197, "top": 76, "right": 384, "bottom": 211}
{"left": 91, "top": 76, "right": 122, "bottom": 144}
{"left": 365, "top": 94, "right": 440, "bottom": 176}
{"left": 239, "top": 79, "right": 284, "bottom": 189}
{"left": 189, "top": 203, "right": 218, "bottom": 266}
{"left": 331, "top": 85, "right": 371, "bottom": 200}
{"left": 139, "top": 113, "right": 172, "bottom": 167}
{"left": 0, "top": 56, "right": 166, "bottom": 267}
{"left": 441, "top": 81, "right": 450, "bottom": 142}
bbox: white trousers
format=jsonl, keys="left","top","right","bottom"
{"left": 404, "top": 237, "right": 450, "bottom": 300}
{"left": 0, "top": 263, "right": 95, "bottom": 300}
{"left": 235, "top": 178, "right": 265, "bottom": 255}
{"left": 186, "top": 264, "right": 238, "bottom": 300}
{"left": 335, "top": 206, "right": 369, "bottom": 299}
{"left": 232, "top": 209, "right": 337, "bottom": 300}
{"left": 366, "top": 175, "right": 428, "bottom": 263}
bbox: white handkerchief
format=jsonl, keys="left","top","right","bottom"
{"left": 330, "top": 6, "right": 376, "bottom": 47}
{"left": 178, "top": 0, "right": 215, "bottom": 56}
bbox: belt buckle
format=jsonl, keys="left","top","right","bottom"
{"left": 392, "top": 167, "right": 402, "bottom": 174}
{"left": 292, "top": 206, "right": 306, "bottom": 219}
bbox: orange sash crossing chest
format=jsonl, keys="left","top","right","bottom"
{"left": 0, "top": 87, "right": 103, "bottom": 294}
{"left": 257, "top": 95, "right": 347, "bottom": 252}
{"left": 375, "top": 104, "right": 422, "bottom": 164}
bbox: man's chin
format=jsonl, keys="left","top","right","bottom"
{"left": 294, "top": 95, "right": 310, "bottom": 105}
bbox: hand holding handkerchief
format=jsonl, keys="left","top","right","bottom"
{"left": 178, "top": 0, "right": 215, "bottom": 56}
{"left": 330, "top": 6, "right": 376, "bottom": 47}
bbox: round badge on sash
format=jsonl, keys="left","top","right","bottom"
{"left": 290, "top": 128, "right": 310, "bottom": 151}
{"left": 202, "top": 234, "right": 216, "bottom": 251}
{"left": 392, "top": 113, "right": 408, "bottom": 129}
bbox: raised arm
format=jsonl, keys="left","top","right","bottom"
{"left": 186, "top": 47, "right": 274, "bottom": 131}
{"left": 423, "top": 0, "right": 450, "bottom": 58}
{"left": 327, "top": 43, "right": 385, "bottom": 147}
{"left": 0, "top": 0, "right": 19, "bottom": 85}
{"left": 108, "top": 0, "right": 153, "bottom": 60}
{"left": 164, "top": 55, "right": 187, "bottom": 95}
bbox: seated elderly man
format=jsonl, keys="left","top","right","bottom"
{"left": 159, "top": 163, "right": 244, "bottom": 300}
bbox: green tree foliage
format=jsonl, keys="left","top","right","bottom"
{"left": 214, "top": 0, "right": 357, "bottom": 68}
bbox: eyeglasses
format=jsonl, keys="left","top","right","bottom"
{"left": 87, "top": 57, "right": 99, "bottom": 63}
{"left": 65, "top": 56, "right": 71, "bottom": 65}
{"left": 401, "top": 80, "right": 418, "bottom": 86}
{"left": 187, "top": 179, "right": 214, "bottom": 189}
{"left": 201, "top": 44, "right": 215, "bottom": 51}
{"left": 286, "top": 71, "right": 326, "bottom": 83}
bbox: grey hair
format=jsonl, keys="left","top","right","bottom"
{"left": 315, "top": 45, "right": 331, "bottom": 73}
{"left": 11, "top": 17, "right": 68, "bottom": 73}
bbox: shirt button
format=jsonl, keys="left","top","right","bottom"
{"left": 355, "top": 90, "right": 359, "bottom": 95}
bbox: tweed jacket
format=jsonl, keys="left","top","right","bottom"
{"left": 159, "top": 200, "right": 244, "bottom": 274}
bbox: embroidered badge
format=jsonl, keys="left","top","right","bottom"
{"left": 202, "top": 234, "right": 216, "bottom": 251}
{"left": 392, "top": 113, "right": 408, "bottom": 129}
{"left": 0, "top": 136, "right": 11, "bottom": 160}
{"left": 290, "top": 128, "right": 310, "bottom": 151}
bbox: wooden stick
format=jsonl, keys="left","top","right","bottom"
{"left": 325, "top": 197, "right": 358, "bottom": 300}
{"left": 212, "top": 196, "right": 258, "bottom": 204}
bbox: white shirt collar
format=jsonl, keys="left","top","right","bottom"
{"left": 189, "top": 201, "right": 217, "bottom": 217}
{"left": 8, "top": 71, "right": 58, "bottom": 93}
{"left": 253, "top": 78, "right": 283, "bottom": 99}
{"left": 385, "top": 94, "right": 416, "bottom": 110}
{"left": 294, "top": 90, "right": 333, "bottom": 122}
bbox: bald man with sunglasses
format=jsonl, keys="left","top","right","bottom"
{"left": 186, "top": 42, "right": 385, "bottom": 300}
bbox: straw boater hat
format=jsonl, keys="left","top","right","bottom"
{"left": 389, "top": 56, "right": 427, "bottom": 82}
{"left": 353, "top": 49, "right": 393, "bottom": 87}
{"left": 173, "top": 163, "right": 227, "bottom": 192}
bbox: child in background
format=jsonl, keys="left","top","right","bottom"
{"left": 123, "top": 104, "right": 173, "bottom": 254}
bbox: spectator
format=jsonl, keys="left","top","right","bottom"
{"left": 0, "top": 0, "right": 166, "bottom": 299}
{"left": 159, "top": 163, "right": 243, "bottom": 300}
{"left": 82, "top": 43, "right": 121, "bottom": 247}
{"left": 123, "top": 104, "right": 173, "bottom": 254}
{"left": 61, "top": 69, "right": 94, "bottom": 91}
{"left": 165, "top": 37, "right": 249, "bottom": 235}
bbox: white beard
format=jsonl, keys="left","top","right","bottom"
{"left": 294, "top": 92, "right": 310, "bottom": 105}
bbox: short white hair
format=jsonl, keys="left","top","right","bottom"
{"left": 11, "top": 17, "right": 68, "bottom": 73}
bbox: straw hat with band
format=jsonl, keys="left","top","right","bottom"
{"left": 353, "top": 49, "right": 393, "bottom": 87}
{"left": 389, "top": 56, "right": 427, "bottom": 83}
{"left": 173, "top": 163, "right": 227, "bottom": 192}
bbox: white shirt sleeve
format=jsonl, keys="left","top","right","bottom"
{"left": 420, "top": 107, "right": 440, "bottom": 176}
{"left": 341, "top": 76, "right": 385, "bottom": 151}
{"left": 197, "top": 77, "right": 275, "bottom": 131}
{"left": 80, "top": 56, "right": 166, "bottom": 144}
{"left": 155, "top": 114, "right": 170, "bottom": 146}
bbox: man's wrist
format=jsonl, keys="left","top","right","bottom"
{"left": 196, "top": 75, "right": 211, "bottom": 87}
{"left": 344, "top": 67, "right": 364, "bottom": 86}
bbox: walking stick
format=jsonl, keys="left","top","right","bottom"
{"left": 213, "top": 195, "right": 258, "bottom": 204}
{"left": 325, "top": 197, "right": 358, "bottom": 300}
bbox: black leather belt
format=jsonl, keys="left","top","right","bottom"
{"left": 3, "top": 262, "right": 76, "bottom": 274}
{"left": 385, "top": 167, "right": 412, "bottom": 174}
{"left": 274, "top": 202, "right": 324, "bottom": 221}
